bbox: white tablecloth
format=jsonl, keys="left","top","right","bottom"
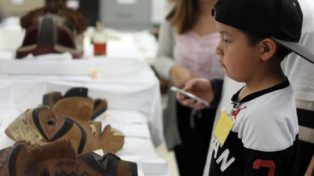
{"left": 0, "top": 24, "right": 163, "bottom": 145}
{"left": 0, "top": 57, "right": 163, "bottom": 146}
{"left": 0, "top": 21, "right": 166, "bottom": 175}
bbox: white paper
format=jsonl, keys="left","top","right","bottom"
{"left": 117, "top": 0, "right": 137, "bottom": 5}
{"left": 66, "top": 0, "right": 80, "bottom": 9}
{"left": 11, "top": 0, "right": 24, "bottom": 5}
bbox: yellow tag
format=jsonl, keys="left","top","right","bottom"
{"left": 213, "top": 111, "right": 234, "bottom": 146}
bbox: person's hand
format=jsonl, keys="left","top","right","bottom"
{"left": 176, "top": 78, "right": 214, "bottom": 110}
{"left": 169, "top": 65, "right": 194, "bottom": 88}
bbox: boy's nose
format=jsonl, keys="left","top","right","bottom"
{"left": 215, "top": 45, "right": 223, "bottom": 57}
{"left": 215, "top": 40, "right": 223, "bottom": 57}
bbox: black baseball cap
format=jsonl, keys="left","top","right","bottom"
{"left": 213, "top": 0, "right": 314, "bottom": 64}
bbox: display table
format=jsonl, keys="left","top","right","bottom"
{"left": 0, "top": 57, "right": 163, "bottom": 146}
{"left": 0, "top": 20, "right": 166, "bottom": 175}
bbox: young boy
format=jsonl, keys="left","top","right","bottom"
{"left": 178, "top": 0, "right": 314, "bottom": 175}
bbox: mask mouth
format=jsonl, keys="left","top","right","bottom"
{"left": 16, "top": 14, "right": 83, "bottom": 59}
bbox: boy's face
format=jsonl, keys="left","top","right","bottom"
{"left": 215, "top": 22, "right": 262, "bottom": 82}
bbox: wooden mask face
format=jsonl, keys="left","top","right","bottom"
{"left": 6, "top": 106, "right": 124, "bottom": 154}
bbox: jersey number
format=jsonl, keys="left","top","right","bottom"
{"left": 253, "top": 159, "right": 276, "bottom": 176}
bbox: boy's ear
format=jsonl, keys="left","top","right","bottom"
{"left": 259, "top": 39, "right": 277, "bottom": 61}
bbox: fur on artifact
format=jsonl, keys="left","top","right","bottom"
{"left": 16, "top": 0, "right": 88, "bottom": 58}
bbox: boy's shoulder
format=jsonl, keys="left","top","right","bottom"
{"left": 233, "top": 85, "right": 298, "bottom": 152}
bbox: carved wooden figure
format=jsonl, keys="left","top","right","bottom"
{"left": 0, "top": 141, "right": 137, "bottom": 176}
{"left": 5, "top": 106, "right": 124, "bottom": 154}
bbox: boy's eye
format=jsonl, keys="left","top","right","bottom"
{"left": 219, "top": 34, "right": 232, "bottom": 44}
{"left": 223, "top": 39, "right": 232, "bottom": 44}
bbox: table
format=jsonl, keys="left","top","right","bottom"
{"left": 0, "top": 60, "right": 166, "bottom": 175}
{"left": 0, "top": 57, "right": 163, "bottom": 146}
{"left": 0, "top": 20, "right": 166, "bottom": 175}
{"left": 0, "top": 24, "right": 163, "bottom": 146}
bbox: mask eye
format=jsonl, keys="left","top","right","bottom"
{"left": 47, "top": 118, "right": 55, "bottom": 125}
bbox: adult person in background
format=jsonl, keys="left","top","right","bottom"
{"left": 153, "top": 0, "right": 224, "bottom": 175}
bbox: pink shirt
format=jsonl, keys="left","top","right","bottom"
{"left": 174, "top": 31, "right": 224, "bottom": 79}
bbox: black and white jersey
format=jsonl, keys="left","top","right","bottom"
{"left": 209, "top": 80, "right": 299, "bottom": 176}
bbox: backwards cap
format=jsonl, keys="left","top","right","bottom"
{"left": 213, "top": 0, "right": 314, "bottom": 63}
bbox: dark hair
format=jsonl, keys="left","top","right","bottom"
{"left": 166, "top": 0, "right": 200, "bottom": 34}
{"left": 243, "top": 31, "right": 291, "bottom": 61}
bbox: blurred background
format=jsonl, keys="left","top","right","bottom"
{"left": 0, "top": 0, "right": 169, "bottom": 30}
